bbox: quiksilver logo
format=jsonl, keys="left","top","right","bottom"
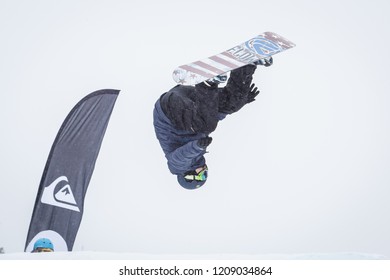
{"left": 41, "top": 176, "right": 80, "bottom": 212}
{"left": 245, "top": 37, "right": 281, "bottom": 56}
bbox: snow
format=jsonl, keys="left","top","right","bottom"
{"left": 0, "top": 251, "right": 387, "bottom": 260}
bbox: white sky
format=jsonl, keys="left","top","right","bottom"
{"left": 1, "top": 0, "right": 389, "bottom": 258}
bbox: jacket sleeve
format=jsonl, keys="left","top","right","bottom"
{"left": 166, "top": 140, "right": 206, "bottom": 175}
{"left": 191, "top": 83, "right": 221, "bottom": 133}
{"left": 218, "top": 64, "right": 257, "bottom": 114}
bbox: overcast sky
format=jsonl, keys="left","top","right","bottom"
{"left": 1, "top": 0, "right": 389, "bottom": 258}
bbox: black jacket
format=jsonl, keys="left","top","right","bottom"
{"left": 160, "top": 64, "right": 257, "bottom": 134}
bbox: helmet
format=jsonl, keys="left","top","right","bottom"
{"left": 33, "top": 238, "right": 54, "bottom": 251}
{"left": 177, "top": 175, "right": 206, "bottom": 190}
{"left": 177, "top": 165, "right": 208, "bottom": 190}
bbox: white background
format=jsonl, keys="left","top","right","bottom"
{"left": 1, "top": 0, "right": 389, "bottom": 258}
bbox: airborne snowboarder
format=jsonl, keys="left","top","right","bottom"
{"left": 153, "top": 58, "right": 272, "bottom": 190}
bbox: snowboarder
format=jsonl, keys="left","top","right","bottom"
{"left": 31, "top": 238, "right": 54, "bottom": 253}
{"left": 153, "top": 58, "right": 273, "bottom": 190}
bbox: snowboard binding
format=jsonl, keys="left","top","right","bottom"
{"left": 253, "top": 57, "right": 273, "bottom": 67}
{"left": 204, "top": 74, "right": 228, "bottom": 87}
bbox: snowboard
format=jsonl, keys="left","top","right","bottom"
{"left": 172, "top": 31, "right": 295, "bottom": 85}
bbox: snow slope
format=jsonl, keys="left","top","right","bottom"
{"left": 0, "top": 251, "right": 387, "bottom": 260}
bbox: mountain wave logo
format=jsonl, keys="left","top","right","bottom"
{"left": 41, "top": 176, "right": 80, "bottom": 212}
{"left": 245, "top": 37, "right": 281, "bottom": 56}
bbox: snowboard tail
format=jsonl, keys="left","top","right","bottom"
{"left": 173, "top": 32, "right": 295, "bottom": 85}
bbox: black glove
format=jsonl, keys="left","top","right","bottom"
{"left": 197, "top": 136, "right": 213, "bottom": 149}
{"left": 247, "top": 83, "right": 260, "bottom": 103}
{"left": 218, "top": 64, "right": 256, "bottom": 113}
{"left": 253, "top": 57, "right": 273, "bottom": 67}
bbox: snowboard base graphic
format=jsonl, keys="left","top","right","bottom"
{"left": 173, "top": 32, "right": 295, "bottom": 85}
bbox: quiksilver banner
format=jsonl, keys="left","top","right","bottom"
{"left": 25, "top": 89, "right": 120, "bottom": 252}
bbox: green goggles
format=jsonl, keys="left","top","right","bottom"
{"left": 184, "top": 166, "right": 208, "bottom": 182}
{"left": 33, "top": 248, "right": 54, "bottom": 253}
